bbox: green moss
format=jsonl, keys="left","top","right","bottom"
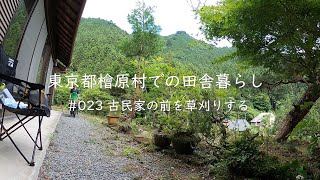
{"left": 122, "top": 147, "right": 142, "bottom": 158}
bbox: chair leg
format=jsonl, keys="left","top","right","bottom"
{"left": 0, "top": 108, "right": 5, "bottom": 140}
{"left": 2, "top": 125, "right": 33, "bottom": 165}
{"left": 1, "top": 112, "right": 44, "bottom": 166}
{"left": 30, "top": 115, "right": 43, "bottom": 165}
{"left": 16, "top": 114, "right": 42, "bottom": 149}
{"left": 38, "top": 116, "right": 43, "bottom": 150}
{"left": 1, "top": 115, "right": 34, "bottom": 140}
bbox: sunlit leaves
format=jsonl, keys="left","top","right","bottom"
{"left": 198, "top": 0, "right": 320, "bottom": 80}
{"left": 124, "top": 1, "right": 163, "bottom": 59}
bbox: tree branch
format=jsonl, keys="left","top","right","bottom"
{"left": 186, "top": 0, "right": 208, "bottom": 11}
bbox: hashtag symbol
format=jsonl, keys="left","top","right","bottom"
{"left": 69, "top": 101, "right": 76, "bottom": 111}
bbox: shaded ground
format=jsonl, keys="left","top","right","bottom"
{"left": 38, "top": 113, "right": 210, "bottom": 180}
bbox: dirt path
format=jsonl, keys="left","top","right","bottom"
{"left": 38, "top": 113, "right": 210, "bottom": 180}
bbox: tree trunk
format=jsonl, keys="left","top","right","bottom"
{"left": 126, "top": 45, "right": 143, "bottom": 122}
{"left": 269, "top": 96, "right": 276, "bottom": 111}
{"left": 276, "top": 83, "right": 320, "bottom": 142}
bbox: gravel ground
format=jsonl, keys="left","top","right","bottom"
{"left": 39, "top": 113, "right": 140, "bottom": 180}
{"left": 38, "top": 113, "right": 211, "bottom": 180}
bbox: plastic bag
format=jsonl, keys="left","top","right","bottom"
{"left": 3, "top": 98, "right": 27, "bottom": 109}
{"left": 0, "top": 88, "right": 27, "bottom": 109}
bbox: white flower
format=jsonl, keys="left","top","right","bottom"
{"left": 296, "top": 175, "right": 304, "bottom": 180}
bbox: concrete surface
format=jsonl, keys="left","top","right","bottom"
{"left": 0, "top": 110, "right": 61, "bottom": 180}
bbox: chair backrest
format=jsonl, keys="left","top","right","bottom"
{"left": 29, "top": 90, "right": 50, "bottom": 117}
{"left": 29, "top": 90, "right": 48, "bottom": 107}
{"left": 0, "top": 73, "right": 50, "bottom": 116}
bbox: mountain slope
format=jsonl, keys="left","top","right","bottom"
{"left": 70, "top": 18, "right": 234, "bottom": 76}
{"left": 71, "top": 18, "right": 129, "bottom": 75}
{"left": 164, "top": 31, "right": 234, "bottom": 71}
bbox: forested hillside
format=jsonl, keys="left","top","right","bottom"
{"left": 70, "top": 18, "right": 129, "bottom": 76}
{"left": 164, "top": 31, "right": 234, "bottom": 71}
{"left": 53, "top": 16, "right": 320, "bottom": 179}
{"left": 63, "top": 18, "right": 319, "bottom": 142}
{"left": 70, "top": 18, "right": 234, "bottom": 75}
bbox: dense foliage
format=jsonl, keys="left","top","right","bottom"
{"left": 198, "top": 0, "right": 320, "bottom": 142}
{"left": 53, "top": 12, "right": 319, "bottom": 178}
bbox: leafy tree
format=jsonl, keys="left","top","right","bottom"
{"left": 3, "top": 3, "right": 28, "bottom": 58}
{"left": 252, "top": 94, "right": 272, "bottom": 112}
{"left": 125, "top": 2, "right": 163, "bottom": 58}
{"left": 123, "top": 1, "right": 164, "bottom": 121}
{"left": 198, "top": 0, "right": 320, "bottom": 142}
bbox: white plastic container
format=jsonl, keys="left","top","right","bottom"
{"left": 0, "top": 88, "right": 27, "bottom": 108}
{"left": 0, "top": 88, "right": 14, "bottom": 100}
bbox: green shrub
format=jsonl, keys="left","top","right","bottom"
{"left": 209, "top": 162, "right": 230, "bottom": 180}
{"left": 245, "top": 107, "right": 261, "bottom": 121}
{"left": 170, "top": 131, "right": 200, "bottom": 144}
{"left": 81, "top": 87, "right": 112, "bottom": 116}
{"left": 53, "top": 86, "right": 70, "bottom": 105}
{"left": 283, "top": 142, "right": 298, "bottom": 153}
{"left": 252, "top": 94, "right": 271, "bottom": 112}
{"left": 280, "top": 160, "right": 308, "bottom": 179}
{"left": 224, "top": 133, "right": 266, "bottom": 177}
{"left": 308, "top": 136, "right": 320, "bottom": 157}
{"left": 211, "top": 132, "right": 309, "bottom": 179}
{"left": 133, "top": 117, "right": 148, "bottom": 125}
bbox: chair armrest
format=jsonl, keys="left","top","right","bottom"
{"left": 0, "top": 74, "right": 45, "bottom": 90}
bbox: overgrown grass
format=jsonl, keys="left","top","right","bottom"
{"left": 122, "top": 147, "right": 142, "bottom": 158}
{"left": 51, "top": 103, "right": 319, "bottom": 178}
{"left": 81, "top": 113, "right": 106, "bottom": 126}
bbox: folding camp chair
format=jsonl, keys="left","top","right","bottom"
{"left": 0, "top": 73, "right": 50, "bottom": 166}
